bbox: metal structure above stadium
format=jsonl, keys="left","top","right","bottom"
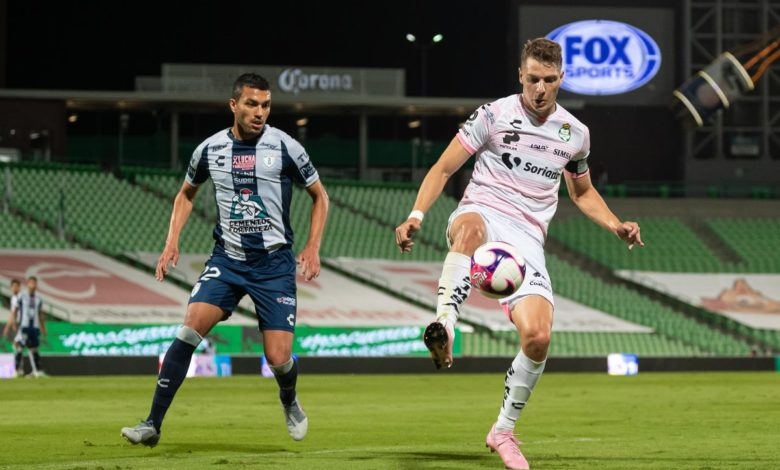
{"left": 0, "top": 88, "right": 584, "bottom": 116}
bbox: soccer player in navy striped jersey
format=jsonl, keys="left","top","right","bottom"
{"left": 4, "top": 276, "right": 46, "bottom": 377}
{"left": 122, "top": 73, "right": 329, "bottom": 447}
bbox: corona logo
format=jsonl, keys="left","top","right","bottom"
{"left": 547, "top": 19, "right": 661, "bottom": 95}
{"left": 278, "top": 68, "right": 354, "bottom": 95}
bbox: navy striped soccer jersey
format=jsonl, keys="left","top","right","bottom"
{"left": 15, "top": 292, "right": 43, "bottom": 329}
{"left": 186, "top": 126, "right": 320, "bottom": 263}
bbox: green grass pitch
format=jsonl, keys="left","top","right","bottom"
{"left": 0, "top": 371, "right": 778, "bottom": 469}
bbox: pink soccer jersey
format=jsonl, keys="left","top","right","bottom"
{"left": 457, "top": 94, "right": 590, "bottom": 243}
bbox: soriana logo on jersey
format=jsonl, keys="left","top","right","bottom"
{"left": 547, "top": 19, "right": 661, "bottom": 95}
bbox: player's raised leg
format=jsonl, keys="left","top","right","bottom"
{"left": 425, "top": 211, "right": 486, "bottom": 369}
{"left": 486, "top": 295, "right": 552, "bottom": 469}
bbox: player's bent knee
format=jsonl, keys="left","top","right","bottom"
{"left": 184, "top": 302, "right": 227, "bottom": 336}
{"left": 264, "top": 345, "right": 293, "bottom": 366}
{"left": 450, "top": 226, "right": 487, "bottom": 253}
{"left": 524, "top": 330, "right": 550, "bottom": 347}
{"left": 522, "top": 330, "right": 551, "bottom": 356}
{"left": 268, "top": 356, "right": 295, "bottom": 375}
{"left": 266, "top": 354, "right": 292, "bottom": 367}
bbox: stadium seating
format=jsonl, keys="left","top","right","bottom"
{"left": 4, "top": 165, "right": 214, "bottom": 254}
{"left": 0, "top": 166, "right": 771, "bottom": 357}
{"left": 134, "top": 171, "right": 218, "bottom": 221}
{"left": 291, "top": 183, "right": 445, "bottom": 261}
{"left": 0, "top": 211, "right": 73, "bottom": 249}
{"left": 548, "top": 332, "right": 704, "bottom": 356}
{"left": 549, "top": 216, "right": 726, "bottom": 272}
{"left": 549, "top": 211, "right": 780, "bottom": 274}
{"left": 325, "top": 181, "right": 458, "bottom": 250}
{"left": 462, "top": 329, "right": 706, "bottom": 357}
{"left": 705, "top": 217, "right": 780, "bottom": 272}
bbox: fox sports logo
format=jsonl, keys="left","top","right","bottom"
{"left": 547, "top": 19, "right": 661, "bottom": 95}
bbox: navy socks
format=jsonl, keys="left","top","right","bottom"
{"left": 270, "top": 357, "right": 298, "bottom": 406}
{"left": 147, "top": 327, "right": 201, "bottom": 431}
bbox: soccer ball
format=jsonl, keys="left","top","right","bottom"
{"left": 469, "top": 241, "right": 526, "bottom": 299}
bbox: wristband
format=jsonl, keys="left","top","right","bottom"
{"left": 408, "top": 210, "right": 425, "bottom": 222}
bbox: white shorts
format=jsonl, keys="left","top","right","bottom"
{"left": 447, "top": 204, "right": 555, "bottom": 316}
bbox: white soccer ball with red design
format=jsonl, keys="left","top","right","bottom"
{"left": 469, "top": 241, "right": 526, "bottom": 299}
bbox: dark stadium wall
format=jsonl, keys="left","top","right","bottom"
{"left": 37, "top": 355, "right": 778, "bottom": 376}
{"left": 0, "top": 0, "right": 6, "bottom": 88}
{"left": 575, "top": 105, "right": 684, "bottom": 183}
{"left": 0, "top": 99, "right": 66, "bottom": 160}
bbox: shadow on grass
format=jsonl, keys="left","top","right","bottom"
{"left": 159, "top": 442, "right": 291, "bottom": 455}
{"left": 143, "top": 445, "right": 502, "bottom": 469}
{"left": 306, "top": 450, "right": 500, "bottom": 469}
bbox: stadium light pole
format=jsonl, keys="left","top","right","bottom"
{"left": 406, "top": 32, "right": 443, "bottom": 176}
{"left": 406, "top": 33, "right": 444, "bottom": 98}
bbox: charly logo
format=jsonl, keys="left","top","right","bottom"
{"left": 278, "top": 68, "right": 354, "bottom": 95}
{"left": 547, "top": 19, "right": 661, "bottom": 95}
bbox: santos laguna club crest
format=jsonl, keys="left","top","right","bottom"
{"left": 558, "top": 123, "right": 571, "bottom": 142}
{"left": 229, "top": 188, "right": 271, "bottom": 233}
{"left": 263, "top": 154, "right": 274, "bottom": 167}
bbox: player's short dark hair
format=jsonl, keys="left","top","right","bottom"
{"left": 10, "top": 278, "right": 20, "bottom": 286}
{"left": 27, "top": 276, "right": 37, "bottom": 282}
{"left": 232, "top": 73, "right": 271, "bottom": 100}
{"left": 521, "top": 37, "right": 562, "bottom": 70}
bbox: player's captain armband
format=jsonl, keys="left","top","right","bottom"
{"left": 564, "top": 157, "right": 589, "bottom": 177}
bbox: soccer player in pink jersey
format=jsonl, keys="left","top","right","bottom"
{"left": 395, "top": 37, "right": 643, "bottom": 470}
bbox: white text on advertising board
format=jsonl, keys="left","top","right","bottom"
{"left": 278, "top": 68, "right": 354, "bottom": 95}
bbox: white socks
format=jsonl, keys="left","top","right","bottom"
{"left": 436, "top": 252, "right": 472, "bottom": 325}
{"left": 496, "top": 349, "right": 546, "bottom": 431}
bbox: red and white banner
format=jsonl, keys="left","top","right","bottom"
{"left": 0, "top": 250, "right": 255, "bottom": 324}
{"left": 616, "top": 271, "right": 780, "bottom": 330}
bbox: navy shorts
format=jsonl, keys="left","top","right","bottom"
{"left": 189, "top": 248, "right": 297, "bottom": 332}
{"left": 18, "top": 327, "right": 40, "bottom": 348}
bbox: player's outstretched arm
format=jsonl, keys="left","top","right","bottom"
{"left": 156, "top": 182, "right": 199, "bottom": 281}
{"left": 564, "top": 172, "right": 644, "bottom": 250}
{"left": 395, "top": 137, "right": 472, "bottom": 253}
{"left": 297, "top": 180, "right": 329, "bottom": 281}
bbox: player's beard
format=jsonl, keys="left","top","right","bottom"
{"left": 248, "top": 117, "right": 266, "bottom": 133}
{"left": 237, "top": 119, "right": 264, "bottom": 140}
